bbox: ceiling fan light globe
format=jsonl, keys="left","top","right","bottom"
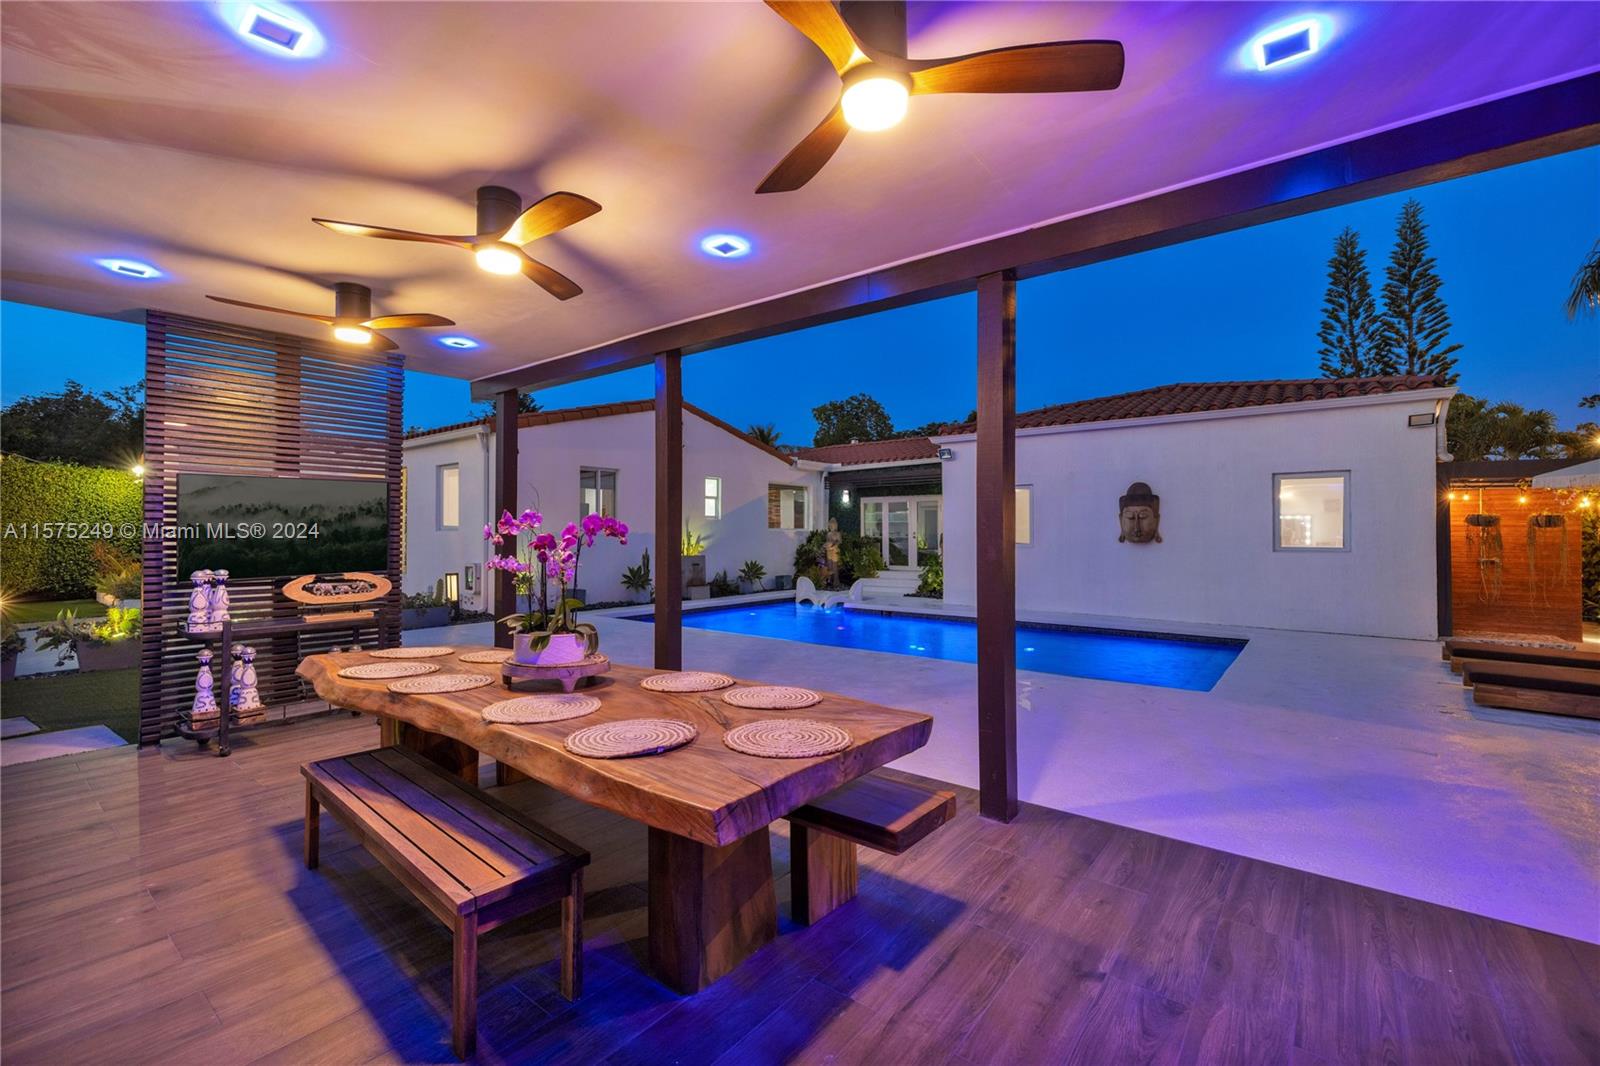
{"left": 333, "top": 325, "right": 373, "bottom": 345}
{"left": 474, "top": 244, "right": 523, "bottom": 275}
{"left": 841, "top": 73, "right": 910, "bottom": 131}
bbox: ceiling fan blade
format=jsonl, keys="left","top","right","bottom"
{"left": 765, "top": 1, "right": 862, "bottom": 73}
{"left": 312, "top": 218, "right": 475, "bottom": 248}
{"left": 518, "top": 251, "right": 583, "bottom": 300}
{"left": 756, "top": 104, "right": 850, "bottom": 194}
{"left": 363, "top": 313, "right": 455, "bottom": 330}
{"left": 205, "top": 294, "right": 334, "bottom": 324}
{"left": 500, "top": 192, "right": 602, "bottom": 247}
{"left": 909, "top": 40, "right": 1125, "bottom": 95}
{"left": 368, "top": 332, "right": 400, "bottom": 352}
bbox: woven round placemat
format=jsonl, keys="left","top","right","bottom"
{"left": 369, "top": 646, "right": 454, "bottom": 659}
{"left": 387, "top": 672, "right": 497, "bottom": 694}
{"left": 722, "top": 685, "right": 822, "bottom": 710}
{"left": 640, "top": 671, "right": 735, "bottom": 693}
{"left": 459, "top": 649, "right": 514, "bottom": 664}
{"left": 723, "top": 719, "right": 852, "bottom": 758}
{"left": 482, "top": 694, "right": 602, "bottom": 724}
{"left": 564, "top": 718, "right": 697, "bottom": 759}
{"left": 339, "top": 661, "right": 439, "bottom": 680}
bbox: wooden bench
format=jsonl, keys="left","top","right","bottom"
{"left": 302, "top": 746, "right": 589, "bottom": 1059}
{"left": 785, "top": 772, "right": 957, "bottom": 925}
{"left": 1444, "top": 640, "right": 1600, "bottom": 674}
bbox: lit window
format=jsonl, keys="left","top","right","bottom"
{"left": 1275, "top": 472, "right": 1348, "bottom": 550}
{"left": 437, "top": 464, "right": 459, "bottom": 529}
{"left": 580, "top": 468, "right": 618, "bottom": 518}
{"left": 1016, "top": 486, "right": 1032, "bottom": 545}
{"left": 704, "top": 476, "right": 722, "bottom": 519}
{"left": 768, "top": 485, "right": 808, "bottom": 530}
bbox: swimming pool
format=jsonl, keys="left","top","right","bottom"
{"left": 625, "top": 602, "right": 1244, "bottom": 691}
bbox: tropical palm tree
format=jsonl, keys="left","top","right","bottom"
{"left": 746, "top": 422, "right": 781, "bottom": 448}
{"left": 1567, "top": 238, "right": 1600, "bottom": 319}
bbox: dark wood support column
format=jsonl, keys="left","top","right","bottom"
{"left": 976, "top": 270, "right": 1018, "bottom": 822}
{"left": 655, "top": 351, "right": 683, "bottom": 671}
{"left": 492, "top": 389, "right": 519, "bottom": 649}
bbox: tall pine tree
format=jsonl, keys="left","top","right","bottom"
{"left": 1316, "top": 227, "right": 1381, "bottom": 377}
{"left": 1375, "top": 199, "right": 1461, "bottom": 382}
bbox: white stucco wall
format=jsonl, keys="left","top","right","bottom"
{"left": 939, "top": 391, "right": 1451, "bottom": 640}
{"left": 402, "top": 410, "right": 821, "bottom": 609}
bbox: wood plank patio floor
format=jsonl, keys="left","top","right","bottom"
{"left": 3, "top": 714, "right": 1595, "bottom": 1065}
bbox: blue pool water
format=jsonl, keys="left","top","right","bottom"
{"left": 626, "top": 603, "right": 1244, "bottom": 691}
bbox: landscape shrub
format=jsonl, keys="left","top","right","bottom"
{"left": 792, "top": 529, "right": 885, "bottom": 589}
{"left": 0, "top": 456, "right": 142, "bottom": 599}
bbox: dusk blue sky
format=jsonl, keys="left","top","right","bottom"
{"left": 4, "top": 146, "right": 1596, "bottom": 446}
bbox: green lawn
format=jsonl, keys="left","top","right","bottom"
{"left": 1, "top": 668, "right": 139, "bottom": 742}
{"left": 2, "top": 599, "right": 104, "bottom": 625}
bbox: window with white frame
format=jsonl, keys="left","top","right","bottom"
{"left": 1274, "top": 472, "right": 1348, "bottom": 550}
{"left": 580, "top": 468, "right": 617, "bottom": 518}
{"left": 1015, "top": 486, "right": 1032, "bottom": 545}
{"left": 704, "top": 476, "right": 722, "bottom": 519}
{"left": 437, "top": 464, "right": 460, "bottom": 529}
{"left": 768, "top": 484, "right": 808, "bottom": 529}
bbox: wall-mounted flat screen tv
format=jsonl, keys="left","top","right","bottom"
{"left": 176, "top": 474, "right": 389, "bottom": 579}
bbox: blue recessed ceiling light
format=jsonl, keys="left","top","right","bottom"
{"left": 1249, "top": 17, "right": 1326, "bottom": 70}
{"left": 438, "top": 336, "right": 481, "bottom": 350}
{"left": 217, "top": 2, "right": 323, "bottom": 58}
{"left": 700, "top": 233, "right": 752, "bottom": 259}
{"left": 94, "top": 258, "right": 163, "bottom": 280}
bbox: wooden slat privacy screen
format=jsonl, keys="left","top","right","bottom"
{"left": 140, "top": 311, "right": 403, "bottom": 745}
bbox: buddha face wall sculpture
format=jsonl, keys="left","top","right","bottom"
{"left": 1117, "top": 482, "right": 1162, "bottom": 544}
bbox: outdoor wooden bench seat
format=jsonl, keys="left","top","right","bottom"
{"left": 785, "top": 772, "right": 957, "bottom": 924}
{"left": 1443, "top": 640, "right": 1600, "bottom": 673}
{"left": 302, "top": 746, "right": 588, "bottom": 1059}
{"left": 1459, "top": 661, "right": 1600, "bottom": 721}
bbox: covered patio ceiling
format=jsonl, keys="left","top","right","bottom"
{"left": 2, "top": 1, "right": 1598, "bottom": 384}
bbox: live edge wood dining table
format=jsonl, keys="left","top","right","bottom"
{"left": 297, "top": 649, "right": 933, "bottom": 993}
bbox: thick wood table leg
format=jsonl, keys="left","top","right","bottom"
{"left": 495, "top": 761, "right": 530, "bottom": 787}
{"left": 391, "top": 720, "right": 479, "bottom": 786}
{"left": 789, "top": 824, "right": 858, "bottom": 925}
{"left": 647, "top": 827, "right": 777, "bottom": 993}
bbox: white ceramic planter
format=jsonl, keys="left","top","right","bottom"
{"left": 512, "top": 631, "right": 589, "bottom": 666}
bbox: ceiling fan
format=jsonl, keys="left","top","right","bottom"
{"left": 205, "top": 282, "right": 453, "bottom": 351}
{"left": 312, "top": 186, "right": 601, "bottom": 301}
{"left": 758, "top": 1, "right": 1124, "bottom": 193}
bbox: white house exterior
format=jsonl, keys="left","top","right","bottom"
{"left": 936, "top": 378, "right": 1455, "bottom": 640}
{"left": 403, "top": 400, "right": 822, "bottom": 610}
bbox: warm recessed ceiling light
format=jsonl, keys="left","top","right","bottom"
{"left": 438, "top": 336, "right": 481, "bottom": 350}
{"left": 218, "top": 2, "right": 323, "bottom": 58}
{"left": 94, "top": 258, "right": 163, "bottom": 279}
{"left": 1250, "top": 17, "right": 1324, "bottom": 70}
{"left": 700, "top": 233, "right": 751, "bottom": 259}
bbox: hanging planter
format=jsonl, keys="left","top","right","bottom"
{"left": 1526, "top": 513, "right": 1569, "bottom": 607}
{"left": 1464, "top": 513, "right": 1503, "bottom": 605}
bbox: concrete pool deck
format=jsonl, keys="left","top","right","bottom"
{"left": 413, "top": 607, "right": 1600, "bottom": 944}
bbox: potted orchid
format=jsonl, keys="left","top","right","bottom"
{"left": 486, "top": 508, "right": 628, "bottom": 665}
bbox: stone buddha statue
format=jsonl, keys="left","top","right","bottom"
{"left": 1117, "top": 482, "right": 1162, "bottom": 544}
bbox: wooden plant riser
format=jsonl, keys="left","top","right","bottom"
{"left": 501, "top": 656, "right": 611, "bottom": 694}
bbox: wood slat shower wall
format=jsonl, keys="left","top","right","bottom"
{"left": 139, "top": 311, "right": 403, "bottom": 746}
{"left": 1447, "top": 486, "right": 1582, "bottom": 644}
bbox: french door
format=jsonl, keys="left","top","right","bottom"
{"left": 861, "top": 496, "right": 941, "bottom": 569}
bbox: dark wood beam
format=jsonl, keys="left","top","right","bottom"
{"left": 975, "top": 270, "right": 1017, "bottom": 823}
{"left": 492, "top": 389, "right": 518, "bottom": 649}
{"left": 472, "top": 74, "right": 1599, "bottom": 398}
{"left": 654, "top": 352, "right": 683, "bottom": 671}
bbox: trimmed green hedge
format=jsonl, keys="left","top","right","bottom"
{"left": 0, "top": 456, "right": 141, "bottom": 599}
